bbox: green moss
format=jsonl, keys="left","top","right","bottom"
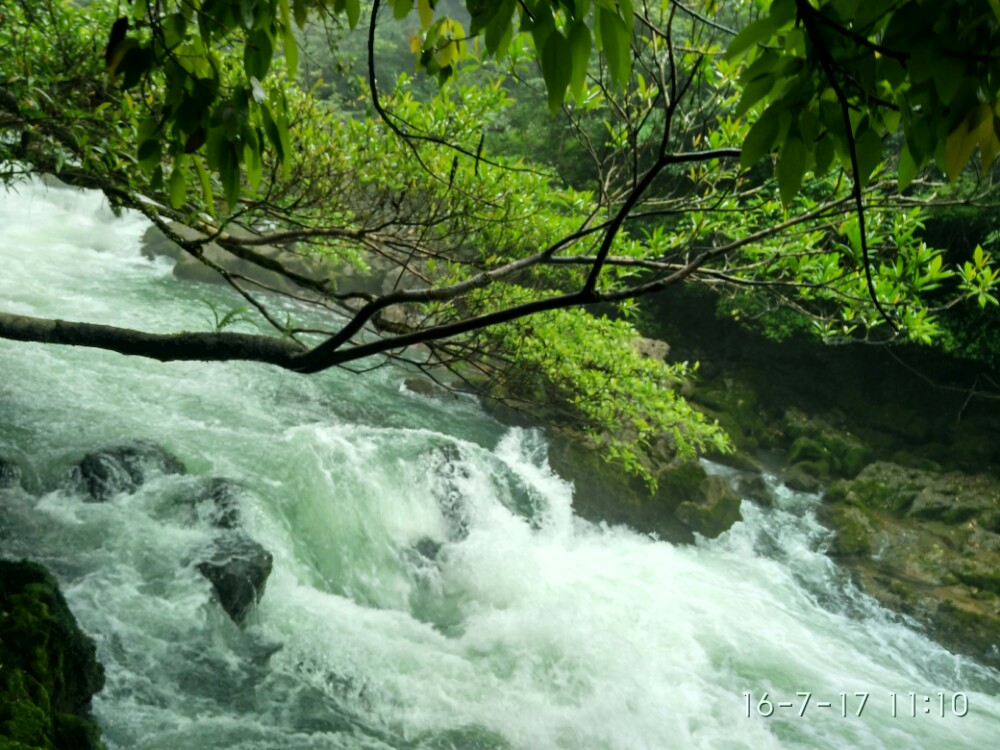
{"left": 826, "top": 506, "right": 874, "bottom": 558}
{"left": 949, "top": 561, "right": 1000, "bottom": 596}
{"left": 0, "top": 670, "right": 53, "bottom": 749}
{"left": 0, "top": 561, "right": 105, "bottom": 750}
{"left": 676, "top": 476, "right": 742, "bottom": 539}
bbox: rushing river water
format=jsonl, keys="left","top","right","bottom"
{"left": 1, "top": 179, "right": 999, "bottom": 749}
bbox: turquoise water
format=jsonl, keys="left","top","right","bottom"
{"left": 1, "top": 179, "right": 998, "bottom": 749}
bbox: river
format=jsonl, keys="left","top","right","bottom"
{"left": 1, "top": 178, "right": 998, "bottom": 749}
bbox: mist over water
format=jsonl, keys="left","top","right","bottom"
{"left": 1, "top": 179, "right": 998, "bottom": 749}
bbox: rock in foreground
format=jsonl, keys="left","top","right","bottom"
{"left": 0, "top": 560, "right": 105, "bottom": 750}
{"left": 198, "top": 533, "right": 274, "bottom": 625}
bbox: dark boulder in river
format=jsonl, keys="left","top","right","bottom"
{"left": 181, "top": 478, "right": 276, "bottom": 623}
{"left": 198, "top": 531, "right": 274, "bottom": 625}
{"left": 0, "top": 454, "right": 22, "bottom": 489}
{"left": 0, "top": 559, "right": 105, "bottom": 750}
{"left": 68, "top": 441, "right": 186, "bottom": 501}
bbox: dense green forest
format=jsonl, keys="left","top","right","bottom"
{"left": 3, "top": 0, "right": 1000, "bottom": 481}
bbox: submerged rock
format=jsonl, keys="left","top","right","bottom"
{"left": 174, "top": 477, "right": 244, "bottom": 529}
{"left": 0, "top": 454, "right": 22, "bottom": 489}
{"left": 418, "top": 724, "right": 513, "bottom": 749}
{"left": 429, "top": 444, "right": 472, "bottom": 542}
{"left": 0, "top": 560, "right": 105, "bottom": 750}
{"left": 68, "top": 441, "right": 186, "bottom": 501}
{"left": 412, "top": 537, "right": 443, "bottom": 561}
{"left": 168, "top": 477, "right": 273, "bottom": 626}
{"left": 820, "top": 462, "right": 1000, "bottom": 668}
{"left": 198, "top": 532, "right": 274, "bottom": 625}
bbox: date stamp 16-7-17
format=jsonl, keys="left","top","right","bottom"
{"left": 744, "top": 692, "right": 970, "bottom": 719}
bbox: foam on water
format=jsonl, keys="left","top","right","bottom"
{"left": 1, "top": 179, "right": 999, "bottom": 749}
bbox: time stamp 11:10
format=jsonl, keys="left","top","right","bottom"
{"left": 744, "top": 692, "right": 970, "bottom": 718}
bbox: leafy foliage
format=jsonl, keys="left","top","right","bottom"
{"left": 3, "top": 0, "right": 1000, "bottom": 484}
{"left": 726, "top": 0, "right": 1000, "bottom": 191}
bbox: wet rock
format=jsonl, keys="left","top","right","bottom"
{"left": 198, "top": 531, "right": 274, "bottom": 625}
{"left": 403, "top": 377, "right": 438, "bottom": 398}
{"left": 68, "top": 441, "right": 185, "bottom": 501}
{"left": 413, "top": 537, "right": 443, "bottom": 561}
{"left": 183, "top": 477, "right": 243, "bottom": 529}
{"left": 676, "top": 475, "right": 742, "bottom": 538}
{"left": 784, "top": 462, "right": 825, "bottom": 493}
{"left": 0, "top": 560, "right": 105, "bottom": 750}
{"left": 546, "top": 427, "right": 742, "bottom": 543}
{"left": 783, "top": 410, "right": 872, "bottom": 481}
{"left": 0, "top": 454, "right": 22, "bottom": 489}
{"left": 737, "top": 474, "right": 774, "bottom": 507}
{"left": 429, "top": 444, "right": 472, "bottom": 541}
{"left": 820, "top": 462, "right": 1000, "bottom": 668}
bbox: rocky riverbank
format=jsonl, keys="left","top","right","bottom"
{"left": 646, "top": 288, "right": 1000, "bottom": 669}
{"left": 820, "top": 463, "right": 1000, "bottom": 668}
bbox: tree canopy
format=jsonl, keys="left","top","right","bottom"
{"left": 2, "top": 0, "right": 1000, "bottom": 482}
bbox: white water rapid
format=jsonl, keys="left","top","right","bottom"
{"left": 1, "top": 179, "right": 998, "bottom": 749}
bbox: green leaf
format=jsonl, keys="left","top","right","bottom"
{"left": 194, "top": 156, "right": 214, "bottom": 213}
{"left": 770, "top": 0, "right": 797, "bottom": 26}
{"left": 598, "top": 7, "right": 631, "bottom": 88}
{"left": 897, "top": 142, "right": 917, "bottom": 191}
{"left": 484, "top": 0, "right": 517, "bottom": 57}
{"left": 162, "top": 13, "right": 188, "bottom": 49}
{"left": 405, "top": 0, "right": 424, "bottom": 27}
{"left": 168, "top": 165, "right": 187, "bottom": 209}
{"left": 854, "top": 125, "right": 883, "bottom": 185}
{"left": 568, "top": 22, "right": 591, "bottom": 103}
{"left": 260, "top": 104, "right": 285, "bottom": 161}
{"left": 735, "top": 72, "right": 776, "bottom": 116}
{"left": 778, "top": 136, "right": 807, "bottom": 207}
{"left": 542, "top": 30, "right": 571, "bottom": 114}
{"left": 245, "top": 143, "right": 262, "bottom": 192}
{"left": 138, "top": 138, "right": 162, "bottom": 173}
{"left": 814, "top": 134, "right": 835, "bottom": 176}
{"left": 218, "top": 141, "right": 241, "bottom": 210}
{"left": 740, "top": 106, "right": 781, "bottom": 169}
{"left": 282, "top": 26, "right": 298, "bottom": 72}
{"left": 244, "top": 28, "right": 273, "bottom": 80}
{"left": 293, "top": 0, "right": 309, "bottom": 28}
{"left": 725, "top": 17, "right": 776, "bottom": 61}
{"left": 392, "top": 0, "right": 411, "bottom": 21}
{"left": 618, "top": 0, "right": 635, "bottom": 32}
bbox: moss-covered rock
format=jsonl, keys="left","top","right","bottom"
{"left": 676, "top": 475, "right": 742, "bottom": 538}
{"left": 782, "top": 410, "right": 872, "bottom": 481}
{"left": 784, "top": 461, "right": 827, "bottom": 492}
{"left": 819, "top": 463, "right": 1000, "bottom": 668}
{"left": 546, "top": 428, "right": 742, "bottom": 542}
{"left": 0, "top": 560, "right": 105, "bottom": 750}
